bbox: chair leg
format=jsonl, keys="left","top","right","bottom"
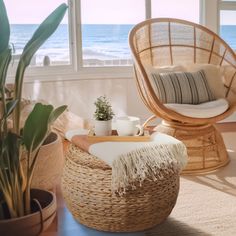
{"left": 155, "top": 121, "right": 230, "bottom": 174}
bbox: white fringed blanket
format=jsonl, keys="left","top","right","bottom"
{"left": 70, "top": 132, "right": 188, "bottom": 194}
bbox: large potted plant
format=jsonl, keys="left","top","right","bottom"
{"left": 0, "top": 1, "right": 67, "bottom": 235}
{"left": 94, "top": 96, "right": 114, "bottom": 136}
{"left": 7, "top": 3, "right": 66, "bottom": 192}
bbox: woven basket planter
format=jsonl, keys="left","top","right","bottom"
{"left": 62, "top": 145, "right": 180, "bottom": 232}
{"left": 22, "top": 132, "right": 64, "bottom": 191}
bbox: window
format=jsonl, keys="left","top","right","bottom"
{"left": 80, "top": 0, "right": 200, "bottom": 67}
{"left": 219, "top": 1, "right": 236, "bottom": 50}
{"left": 220, "top": 11, "right": 236, "bottom": 50}
{"left": 80, "top": 0, "right": 145, "bottom": 67}
{"left": 5, "top": 0, "right": 70, "bottom": 67}
{"left": 4, "top": 0, "right": 202, "bottom": 79}
{"left": 151, "top": 0, "right": 200, "bottom": 23}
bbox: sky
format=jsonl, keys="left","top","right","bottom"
{"left": 3, "top": 0, "right": 236, "bottom": 25}
{"left": 4, "top": 0, "right": 68, "bottom": 24}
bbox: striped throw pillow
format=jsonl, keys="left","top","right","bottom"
{"left": 151, "top": 70, "right": 215, "bottom": 104}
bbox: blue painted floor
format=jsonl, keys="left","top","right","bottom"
{"left": 56, "top": 207, "right": 146, "bottom": 236}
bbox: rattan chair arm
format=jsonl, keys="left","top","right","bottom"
{"left": 142, "top": 115, "right": 158, "bottom": 129}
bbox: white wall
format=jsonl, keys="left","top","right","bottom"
{"left": 22, "top": 74, "right": 236, "bottom": 124}
{"left": 22, "top": 77, "right": 153, "bottom": 124}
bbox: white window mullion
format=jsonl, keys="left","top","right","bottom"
{"left": 68, "top": 0, "right": 76, "bottom": 71}
{"left": 202, "top": 0, "right": 219, "bottom": 33}
{"left": 146, "top": 0, "right": 152, "bottom": 19}
{"left": 199, "top": 0, "right": 205, "bottom": 24}
{"left": 72, "top": 0, "right": 83, "bottom": 71}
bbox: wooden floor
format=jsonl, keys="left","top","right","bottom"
{"left": 42, "top": 122, "right": 236, "bottom": 236}
{"left": 216, "top": 122, "right": 236, "bottom": 132}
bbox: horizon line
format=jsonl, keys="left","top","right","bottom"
{"left": 9, "top": 23, "right": 236, "bottom": 26}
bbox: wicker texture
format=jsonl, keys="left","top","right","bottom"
{"left": 129, "top": 18, "right": 235, "bottom": 173}
{"left": 129, "top": 18, "right": 236, "bottom": 124}
{"left": 22, "top": 133, "right": 64, "bottom": 191}
{"left": 61, "top": 145, "right": 180, "bottom": 232}
{"left": 155, "top": 122, "right": 229, "bottom": 174}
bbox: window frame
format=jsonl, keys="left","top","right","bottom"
{"left": 217, "top": 0, "right": 236, "bottom": 52}
{"left": 7, "top": 0, "right": 204, "bottom": 82}
{"left": 219, "top": 0, "right": 236, "bottom": 10}
{"left": 218, "top": 0, "right": 236, "bottom": 34}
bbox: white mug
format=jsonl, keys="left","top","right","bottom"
{"left": 116, "top": 116, "right": 143, "bottom": 136}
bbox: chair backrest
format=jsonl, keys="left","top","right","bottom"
{"left": 129, "top": 18, "right": 236, "bottom": 105}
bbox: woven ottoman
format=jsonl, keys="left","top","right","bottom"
{"left": 61, "top": 143, "right": 182, "bottom": 232}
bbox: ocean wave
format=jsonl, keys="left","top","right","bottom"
{"left": 82, "top": 48, "right": 122, "bottom": 60}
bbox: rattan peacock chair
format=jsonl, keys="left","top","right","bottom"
{"left": 129, "top": 18, "right": 236, "bottom": 174}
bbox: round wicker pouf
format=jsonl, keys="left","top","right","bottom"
{"left": 61, "top": 145, "right": 180, "bottom": 232}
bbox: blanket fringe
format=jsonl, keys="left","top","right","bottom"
{"left": 112, "top": 142, "right": 187, "bottom": 195}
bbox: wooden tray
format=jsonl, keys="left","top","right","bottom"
{"left": 87, "top": 130, "right": 151, "bottom": 142}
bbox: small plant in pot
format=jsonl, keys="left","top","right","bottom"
{"left": 0, "top": 1, "right": 68, "bottom": 235}
{"left": 94, "top": 96, "right": 114, "bottom": 136}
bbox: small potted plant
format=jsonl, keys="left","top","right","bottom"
{"left": 94, "top": 96, "right": 114, "bottom": 136}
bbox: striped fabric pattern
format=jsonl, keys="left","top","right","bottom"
{"left": 151, "top": 70, "right": 215, "bottom": 104}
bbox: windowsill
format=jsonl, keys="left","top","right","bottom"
{"left": 6, "top": 65, "right": 134, "bottom": 83}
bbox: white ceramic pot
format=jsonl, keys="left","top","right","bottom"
{"left": 94, "top": 120, "right": 112, "bottom": 136}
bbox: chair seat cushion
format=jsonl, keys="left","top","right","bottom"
{"left": 165, "top": 98, "right": 229, "bottom": 118}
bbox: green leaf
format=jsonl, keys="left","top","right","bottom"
{"left": 0, "top": 132, "right": 22, "bottom": 219}
{"left": 0, "top": 48, "right": 11, "bottom": 90}
{"left": 0, "top": 48, "right": 12, "bottom": 122}
{"left": 13, "top": 3, "right": 68, "bottom": 134}
{"left": 0, "top": 0, "right": 10, "bottom": 54}
{"left": 22, "top": 103, "right": 53, "bottom": 152}
{"left": 5, "top": 100, "right": 18, "bottom": 118}
{"left": 5, "top": 132, "right": 21, "bottom": 170}
{"left": 0, "top": 132, "right": 20, "bottom": 171}
{"left": 18, "top": 3, "right": 67, "bottom": 68}
{"left": 0, "top": 191, "right": 3, "bottom": 203}
{"left": 49, "top": 105, "right": 67, "bottom": 124}
{"left": 0, "top": 199, "right": 5, "bottom": 220}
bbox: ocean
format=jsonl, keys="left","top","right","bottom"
{"left": 220, "top": 25, "right": 236, "bottom": 49}
{"left": 9, "top": 24, "right": 236, "bottom": 66}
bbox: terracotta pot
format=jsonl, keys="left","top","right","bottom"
{"left": 0, "top": 189, "right": 56, "bottom": 236}
{"left": 22, "top": 132, "right": 64, "bottom": 191}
